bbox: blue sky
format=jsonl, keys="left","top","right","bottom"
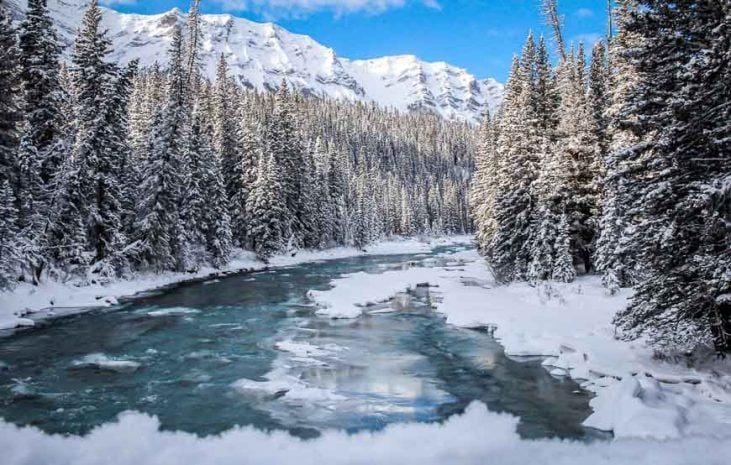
{"left": 106, "top": 1, "right": 610, "bottom": 82}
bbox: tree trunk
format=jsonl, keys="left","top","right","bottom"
{"left": 711, "top": 300, "right": 731, "bottom": 356}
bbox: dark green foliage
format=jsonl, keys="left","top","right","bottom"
{"left": 612, "top": 0, "right": 731, "bottom": 353}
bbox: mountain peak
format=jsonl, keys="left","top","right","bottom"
{"left": 21, "top": 0, "right": 503, "bottom": 122}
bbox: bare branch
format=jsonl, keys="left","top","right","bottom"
{"left": 542, "top": 0, "right": 566, "bottom": 62}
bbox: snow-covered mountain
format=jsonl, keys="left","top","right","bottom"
{"left": 13, "top": 0, "right": 503, "bottom": 122}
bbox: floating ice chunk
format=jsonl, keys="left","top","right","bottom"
{"left": 10, "top": 380, "right": 39, "bottom": 400}
{"left": 98, "top": 296, "right": 118, "bottom": 305}
{"left": 183, "top": 351, "right": 231, "bottom": 364}
{"left": 275, "top": 340, "right": 346, "bottom": 357}
{"left": 145, "top": 307, "right": 201, "bottom": 317}
{"left": 232, "top": 366, "right": 300, "bottom": 399}
{"left": 367, "top": 307, "right": 398, "bottom": 315}
{"left": 70, "top": 354, "right": 141, "bottom": 373}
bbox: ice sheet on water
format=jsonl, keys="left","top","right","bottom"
{"left": 275, "top": 340, "right": 347, "bottom": 358}
{"left": 233, "top": 337, "right": 349, "bottom": 403}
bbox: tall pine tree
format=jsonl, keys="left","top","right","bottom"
{"left": 613, "top": 0, "right": 731, "bottom": 354}
{"left": 0, "top": 0, "right": 20, "bottom": 189}
{"left": 133, "top": 26, "right": 189, "bottom": 272}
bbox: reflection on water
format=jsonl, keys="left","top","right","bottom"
{"left": 0, "top": 247, "right": 599, "bottom": 440}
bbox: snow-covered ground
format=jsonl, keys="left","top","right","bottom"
{"left": 1, "top": 402, "right": 730, "bottom": 465}
{"left": 308, "top": 248, "right": 731, "bottom": 441}
{"left": 0, "top": 236, "right": 472, "bottom": 331}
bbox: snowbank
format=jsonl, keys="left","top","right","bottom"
{"left": 1, "top": 402, "right": 729, "bottom": 465}
{"left": 307, "top": 248, "right": 731, "bottom": 440}
{"left": 0, "top": 235, "right": 472, "bottom": 332}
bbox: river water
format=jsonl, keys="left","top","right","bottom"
{"left": 0, "top": 246, "right": 599, "bottom": 440}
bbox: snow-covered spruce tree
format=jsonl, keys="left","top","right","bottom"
{"left": 528, "top": 139, "right": 562, "bottom": 283}
{"left": 177, "top": 114, "right": 208, "bottom": 273}
{"left": 594, "top": 0, "right": 644, "bottom": 293}
{"left": 584, "top": 40, "right": 612, "bottom": 281}
{"left": 63, "top": 0, "right": 128, "bottom": 276}
{"left": 113, "top": 61, "right": 140, "bottom": 237}
{"left": 470, "top": 114, "right": 499, "bottom": 254}
{"left": 132, "top": 26, "right": 189, "bottom": 272}
{"left": 231, "top": 104, "right": 259, "bottom": 247}
{"left": 428, "top": 180, "right": 445, "bottom": 235}
{"left": 489, "top": 38, "right": 540, "bottom": 283}
{"left": 526, "top": 35, "right": 564, "bottom": 283}
{"left": 45, "top": 155, "right": 88, "bottom": 278}
{"left": 247, "top": 150, "right": 286, "bottom": 261}
{"left": 613, "top": 0, "right": 731, "bottom": 354}
{"left": 295, "top": 140, "right": 320, "bottom": 248}
{"left": 443, "top": 179, "right": 464, "bottom": 234}
{"left": 0, "top": 0, "right": 21, "bottom": 189}
{"left": 213, "top": 54, "right": 244, "bottom": 234}
{"left": 189, "top": 97, "right": 232, "bottom": 268}
{"left": 527, "top": 50, "right": 576, "bottom": 283}
{"left": 16, "top": 0, "right": 65, "bottom": 211}
{"left": 534, "top": 36, "right": 559, "bottom": 136}
{"left": 327, "top": 146, "right": 347, "bottom": 245}
{"left": 365, "top": 159, "right": 383, "bottom": 241}
{"left": 311, "top": 137, "right": 334, "bottom": 248}
{"left": 267, "top": 82, "right": 306, "bottom": 248}
{"left": 204, "top": 148, "right": 234, "bottom": 268}
{"left": 0, "top": 1, "right": 21, "bottom": 288}
{"left": 552, "top": 44, "right": 600, "bottom": 275}
{"left": 184, "top": 0, "right": 203, "bottom": 89}
{"left": 43, "top": 0, "right": 125, "bottom": 279}
{"left": 588, "top": 41, "right": 609, "bottom": 171}
{"left": 0, "top": 179, "right": 20, "bottom": 289}
{"left": 352, "top": 176, "right": 371, "bottom": 249}
{"left": 552, "top": 212, "right": 576, "bottom": 283}
{"left": 128, "top": 65, "right": 165, "bottom": 161}
{"left": 177, "top": 15, "right": 233, "bottom": 270}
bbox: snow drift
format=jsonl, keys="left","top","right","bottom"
{"left": 1, "top": 403, "right": 730, "bottom": 465}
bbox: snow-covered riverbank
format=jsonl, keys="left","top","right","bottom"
{"left": 0, "top": 236, "right": 473, "bottom": 332}
{"left": 309, "top": 248, "right": 731, "bottom": 441}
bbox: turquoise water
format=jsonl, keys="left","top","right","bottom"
{"left": 0, "top": 247, "right": 599, "bottom": 439}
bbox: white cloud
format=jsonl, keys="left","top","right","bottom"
{"left": 574, "top": 8, "right": 594, "bottom": 18}
{"left": 214, "top": 0, "right": 440, "bottom": 17}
